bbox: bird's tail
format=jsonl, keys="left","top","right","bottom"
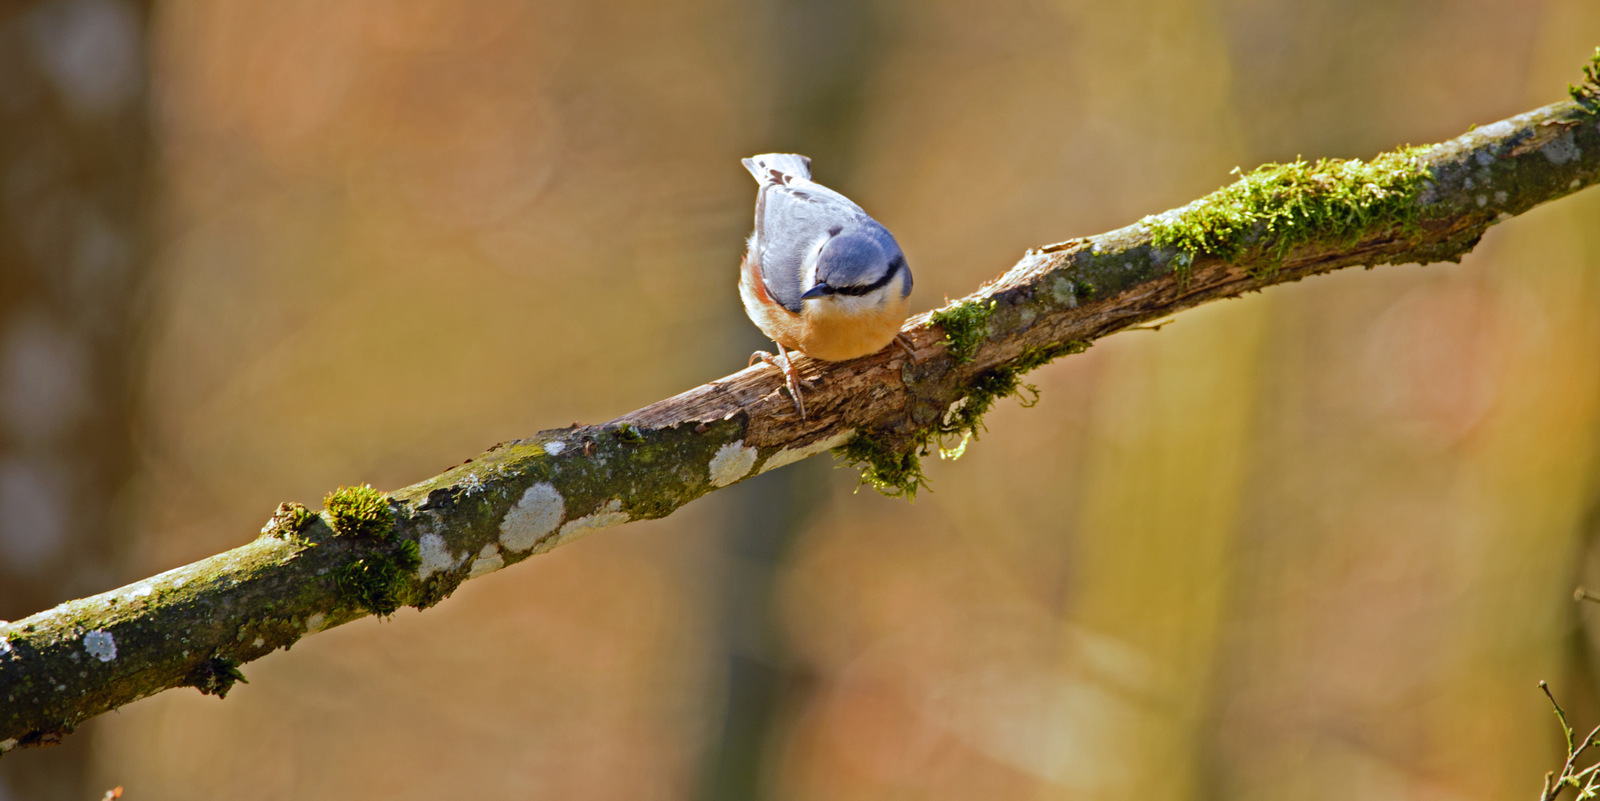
{"left": 741, "top": 153, "right": 812, "bottom": 185}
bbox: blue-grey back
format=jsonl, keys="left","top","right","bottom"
{"left": 754, "top": 180, "right": 898, "bottom": 313}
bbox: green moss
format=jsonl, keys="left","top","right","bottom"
{"left": 940, "top": 370, "right": 1031, "bottom": 443}
{"left": 259, "top": 501, "right": 316, "bottom": 539}
{"left": 835, "top": 432, "right": 929, "bottom": 499}
{"left": 412, "top": 574, "right": 459, "bottom": 611}
{"left": 1144, "top": 145, "right": 1433, "bottom": 278}
{"left": 611, "top": 423, "right": 645, "bottom": 444}
{"left": 286, "top": 504, "right": 315, "bottom": 532}
{"left": 187, "top": 655, "right": 248, "bottom": 698}
{"left": 929, "top": 344, "right": 1083, "bottom": 458}
{"left": 323, "top": 484, "right": 394, "bottom": 540}
{"left": 336, "top": 539, "right": 422, "bottom": 618}
{"left": 1572, "top": 47, "right": 1600, "bottom": 110}
{"left": 931, "top": 299, "right": 997, "bottom": 365}
{"left": 1015, "top": 340, "right": 1091, "bottom": 372}
{"left": 835, "top": 338, "right": 1093, "bottom": 497}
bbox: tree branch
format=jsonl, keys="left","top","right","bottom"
{"left": 3, "top": 93, "right": 1598, "bottom": 754}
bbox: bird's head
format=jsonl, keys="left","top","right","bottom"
{"left": 800, "top": 231, "right": 912, "bottom": 311}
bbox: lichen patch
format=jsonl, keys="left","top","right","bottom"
{"left": 543, "top": 440, "right": 566, "bottom": 456}
{"left": 500, "top": 482, "right": 565, "bottom": 552}
{"left": 709, "top": 441, "right": 758, "bottom": 487}
{"left": 1476, "top": 120, "right": 1514, "bottom": 139}
{"left": 467, "top": 544, "right": 505, "bottom": 578}
{"left": 1542, "top": 134, "right": 1580, "bottom": 165}
{"left": 761, "top": 430, "right": 855, "bottom": 474}
{"left": 305, "top": 612, "right": 327, "bottom": 632}
{"left": 536, "top": 499, "right": 629, "bottom": 553}
{"left": 83, "top": 630, "right": 116, "bottom": 662}
{"left": 416, "top": 532, "right": 458, "bottom": 580}
{"left": 1047, "top": 274, "right": 1077, "bottom": 308}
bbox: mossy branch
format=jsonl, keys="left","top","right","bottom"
{"left": 3, "top": 92, "right": 1598, "bottom": 755}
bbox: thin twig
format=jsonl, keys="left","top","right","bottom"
{"left": 1540, "top": 682, "right": 1600, "bottom": 801}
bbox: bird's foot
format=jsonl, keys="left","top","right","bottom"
{"left": 893, "top": 332, "right": 919, "bottom": 362}
{"left": 749, "top": 346, "right": 807, "bottom": 420}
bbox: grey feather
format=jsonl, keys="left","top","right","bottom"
{"left": 743, "top": 153, "right": 909, "bottom": 313}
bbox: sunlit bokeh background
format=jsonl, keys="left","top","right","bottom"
{"left": 3, "top": 1, "right": 1600, "bottom": 799}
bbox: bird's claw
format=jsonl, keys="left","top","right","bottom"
{"left": 750, "top": 347, "right": 807, "bottom": 420}
{"left": 893, "top": 332, "right": 919, "bottom": 362}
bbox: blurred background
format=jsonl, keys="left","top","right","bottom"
{"left": 1, "top": 0, "right": 1599, "bottom": 799}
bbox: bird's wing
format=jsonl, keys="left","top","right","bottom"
{"left": 757, "top": 183, "right": 870, "bottom": 312}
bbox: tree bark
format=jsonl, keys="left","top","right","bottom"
{"left": 2, "top": 94, "right": 1597, "bottom": 754}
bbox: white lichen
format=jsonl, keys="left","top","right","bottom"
{"left": 1494, "top": 190, "right": 1508, "bottom": 204}
{"left": 416, "top": 532, "right": 458, "bottom": 580}
{"left": 305, "top": 612, "right": 327, "bottom": 633}
{"left": 1477, "top": 120, "right": 1514, "bottom": 139}
{"left": 1476, "top": 195, "right": 1487, "bottom": 207}
{"left": 82, "top": 630, "right": 116, "bottom": 662}
{"left": 543, "top": 440, "right": 566, "bottom": 456}
{"left": 499, "top": 482, "right": 565, "bottom": 552}
{"left": 1048, "top": 275, "right": 1078, "bottom": 309}
{"left": 251, "top": 637, "right": 265, "bottom": 648}
{"left": 467, "top": 543, "right": 505, "bottom": 578}
{"left": 0, "top": 738, "right": 16, "bottom": 753}
{"left": 534, "top": 499, "right": 630, "bottom": 553}
{"left": 760, "top": 430, "right": 855, "bottom": 474}
{"left": 709, "top": 441, "right": 758, "bottom": 487}
{"left": 1542, "top": 135, "right": 1580, "bottom": 165}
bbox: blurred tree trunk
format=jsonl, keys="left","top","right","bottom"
{"left": 697, "top": 2, "right": 889, "bottom": 799}
{"left": 0, "top": 1, "right": 151, "bottom": 798}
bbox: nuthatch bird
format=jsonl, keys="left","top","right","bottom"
{"left": 739, "top": 153, "right": 913, "bottom": 418}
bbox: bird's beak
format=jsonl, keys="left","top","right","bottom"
{"left": 801, "top": 283, "right": 834, "bottom": 300}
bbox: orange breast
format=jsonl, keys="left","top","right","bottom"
{"left": 739, "top": 254, "right": 911, "bottom": 362}
{"left": 739, "top": 256, "right": 804, "bottom": 350}
{"left": 796, "top": 293, "right": 911, "bottom": 362}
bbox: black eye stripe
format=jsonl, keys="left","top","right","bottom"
{"left": 829, "top": 258, "right": 905, "bottom": 297}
